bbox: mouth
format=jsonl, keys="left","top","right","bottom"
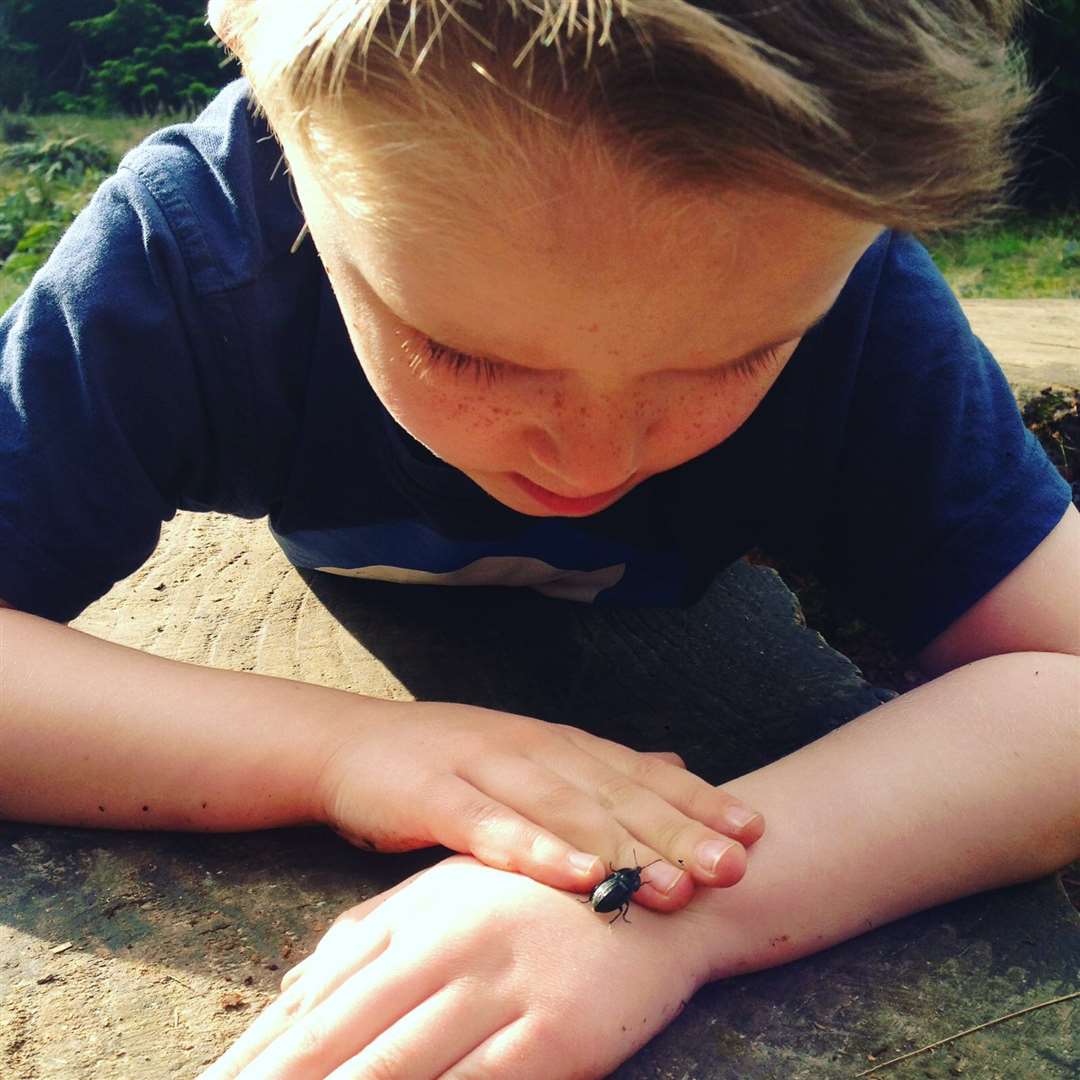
{"left": 509, "top": 473, "right": 636, "bottom": 515}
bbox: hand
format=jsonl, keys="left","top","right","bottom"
{"left": 199, "top": 857, "right": 709, "bottom": 1080}
{"left": 318, "top": 700, "right": 764, "bottom": 911}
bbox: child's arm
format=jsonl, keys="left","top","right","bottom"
{"left": 199, "top": 648, "right": 1079, "bottom": 1080}
{"left": 0, "top": 602, "right": 761, "bottom": 905}
{"left": 200, "top": 510, "right": 1079, "bottom": 1079}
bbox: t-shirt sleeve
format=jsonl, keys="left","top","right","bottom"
{"left": 814, "top": 233, "right": 1072, "bottom": 656}
{"left": 0, "top": 170, "right": 218, "bottom": 622}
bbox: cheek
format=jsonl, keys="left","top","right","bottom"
{"left": 644, "top": 375, "right": 778, "bottom": 466}
{"left": 369, "top": 364, "right": 528, "bottom": 459}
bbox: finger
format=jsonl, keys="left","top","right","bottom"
{"left": 588, "top": 839, "right": 696, "bottom": 916}
{"left": 642, "top": 750, "right": 686, "bottom": 768}
{"left": 198, "top": 925, "right": 391, "bottom": 1080}
{"left": 499, "top": 737, "right": 749, "bottom": 892}
{"left": 459, "top": 755, "right": 702, "bottom": 913}
{"left": 325, "top": 982, "right": 515, "bottom": 1079}
{"left": 275, "top": 883, "right": 403, "bottom": 995}
{"left": 279, "top": 956, "right": 313, "bottom": 993}
{"left": 597, "top": 771, "right": 750, "bottom": 889}
{"left": 462, "top": 755, "right": 716, "bottom": 908}
{"left": 424, "top": 772, "right": 606, "bottom": 891}
{"left": 439, "top": 1017, "right": 540, "bottom": 1080}
{"left": 559, "top": 726, "right": 765, "bottom": 844}
{"left": 230, "top": 940, "right": 447, "bottom": 1080}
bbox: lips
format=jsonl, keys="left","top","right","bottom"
{"left": 509, "top": 472, "right": 635, "bottom": 515}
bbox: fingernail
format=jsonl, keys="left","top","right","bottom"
{"left": 724, "top": 806, "right": 762, "bottom": 830}
{"left": 696, "top": 839, "right": 737, "bottom": 875}
{"left": 645, "top": 862, "right": 684, "bottom": 894}
{"left": 568, "top": 851, "right": 601, "bottom": 875}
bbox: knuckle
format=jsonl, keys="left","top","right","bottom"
{"left": 361, "top": 1047, "right": 412, "bottom": 1080}
{"left": 629, "top": 752, "right": 672, "bottom": 786}
{"left": 681, "top": 780, "right": 729, "bottom": 822}
{"left": 531, "top": 779, "right": 587, "bottom": 820}
{"left": 458, "top": 795, "right": 509, "bottom": 835}
{"left": 328, "top": 906, "right": 365, "bottom": 934}
{"left": 278, "top": 981, "right": 312, "bottom": 1020}
{"left": 518, "top": 825, "right": 576, "bottom": 873}
{"left": 654, "top": 817, "right": 705, "bottom": 856}
{"left": 456, "top": 798, "right": 521, "bottom": 869}
{"left": 595, "top": 774, "right": 637, "bottom": 810}
{"left": 290, "top": 1015, "right": 328, "bottom": 1061}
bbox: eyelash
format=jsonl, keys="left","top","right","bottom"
{"left": 409, "top": 337, "right": 781, "bottom": 385}
{"left": 411, "top": 339, "right": 505, "bottom": 385}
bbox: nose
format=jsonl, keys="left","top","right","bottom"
{"left": 524, "top": 396, "right": 649, "bottom": 496}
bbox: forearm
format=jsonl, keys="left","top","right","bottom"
{"left": 689, "top": 651, "right": 1080, "bottom": 982}
{"left": 0, "top": 606, "right": 386, "bottom": 831}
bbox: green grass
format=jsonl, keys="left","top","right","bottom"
{"left": 920, "top": 212, "right": 1080, "bottom": 298}
{"left": 0, "top": 111, "right": 193, "bottom": 315}
{"left": 0, "top": 268, "right": 29, "bottom": 315}
{"left": 26, "top": 112, "right": 188, "bottom": 164}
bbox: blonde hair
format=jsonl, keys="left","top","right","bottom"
{"left": 224, "top": 0, "right": 1035, "bottom": 233}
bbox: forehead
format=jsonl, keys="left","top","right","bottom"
{"left": 308, "top": 136, "right": 879, "bottom": 369}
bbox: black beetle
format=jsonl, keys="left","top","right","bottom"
{"left": 583, "top": 855, "right": 662, "bottom": 924}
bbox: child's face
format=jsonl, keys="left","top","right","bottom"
{"left": 288, "top": 140, "right": 880, "bottom": 516}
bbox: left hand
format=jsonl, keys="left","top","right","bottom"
{"left": 198, "top": 856, "right": 709, "bottom": 1079}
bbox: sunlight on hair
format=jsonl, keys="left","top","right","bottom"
{"left": 224, "top": 0, "right": 1036, "bottom": 233}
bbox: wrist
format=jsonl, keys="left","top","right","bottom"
{"left": 307, "top": 690, "right": 411, "bottom": 834}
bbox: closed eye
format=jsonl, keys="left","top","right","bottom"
{"left": 407, "top": 336, "right": 784, "bottom": 385}
{"left": 411, "top": 338, "right": 507, "bottom": 384}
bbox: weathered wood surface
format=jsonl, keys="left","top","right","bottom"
{"left": 2, "top": 508, "right": 1077, "bottom": 1079}
{"left": 960, "top": 298, "right": 1080, "bottom": 389}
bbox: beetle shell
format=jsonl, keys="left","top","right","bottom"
{"left": 589, "top": 867, "right": 643, "bottom": 914}
{"left": 584, "top": 863, "right": 654, "bottom": 924}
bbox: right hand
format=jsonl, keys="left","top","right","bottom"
{"left": 315, "top": 699, "right": 764, "bottom": 912}
{"left": 198, "top": 856, "right": 710, "bottom": 1080}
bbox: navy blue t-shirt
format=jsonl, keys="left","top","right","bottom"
{"left": 0, "top": 81, "right": 1070, "bottom": 653}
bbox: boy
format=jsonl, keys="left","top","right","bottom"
{"left": 1, "top": 1, "right": 1077, "bottom": 1077}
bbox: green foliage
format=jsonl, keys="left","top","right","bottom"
{"left": 3, "top": 216, "right": 67, "bottom": 276}
{"left": 4, "top": 1, "right": 231, "bottom": 115}
{"left": 0, "top": 113, "right": 147, "bottom": 313}
{"left": 0, "top": 130, "right": 114, "bottom": 297}
{"left": 64, "top": 2, "right": 226, "bottom": 114}
{"left": 922, "top": 213, "right": 1080, "bottom": 298}
{"left": 0, "top": 189, "right": 38, "bottom": 263}
{"left": 3, "top": 1, "right": 113, "bottom": 109}
{"left": 0, "top": 180, "right": 72, "bottom": 266}
{"left": 1, "top": 115, "right": 36, "bottom": 143}
{"left": 0, "top": 134, "right": 116, "bottom": 183}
